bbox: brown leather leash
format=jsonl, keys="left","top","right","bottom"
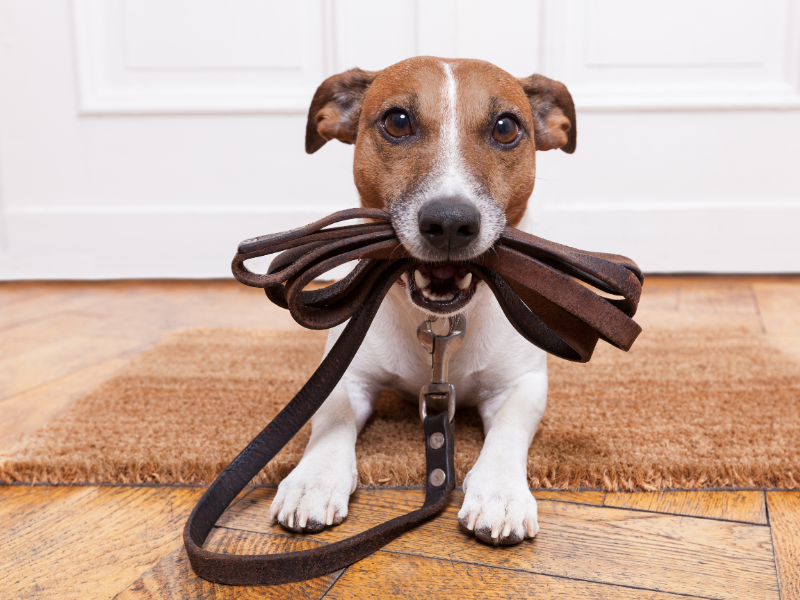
{"left": 184, "top": 207, "right": 643, "bottom": 585}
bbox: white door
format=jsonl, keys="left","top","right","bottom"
{"left": 0, "top": 0, "right": 798, "bottom": 279}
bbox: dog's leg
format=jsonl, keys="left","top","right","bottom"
{"left": 269, "top": 379, "right": 374, "bottom": 532}
{"left": 458, "top": 372, "right": 547, "bottom": 545}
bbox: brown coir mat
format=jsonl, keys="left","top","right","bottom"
{"left": 2, "top": 326, "right": 800, "bottom": 490}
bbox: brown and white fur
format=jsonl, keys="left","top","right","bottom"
{"left": 269, "top": 57, "right": 576, "bottom": 545}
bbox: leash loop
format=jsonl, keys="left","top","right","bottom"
{"left": 184, "top": 207, "right": 644, "bottom": 586}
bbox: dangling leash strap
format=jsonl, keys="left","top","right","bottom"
{"left": 184, "top": 208, "right": 643, "bottom": 585}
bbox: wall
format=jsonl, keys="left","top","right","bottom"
{"left": 0, "top": 0, "right": 798, "bottom": 279}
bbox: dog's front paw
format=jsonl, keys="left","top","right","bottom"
{"left": 269, "top": 451, "right": 357, "bottom": 533}
{"left": 457, "top": 467, "right": 539, "bottom": 546}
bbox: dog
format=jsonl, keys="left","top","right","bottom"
{"left": 269, "top": 56, "right": 576, "bottom": 545}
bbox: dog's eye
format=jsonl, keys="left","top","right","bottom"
{"left": 492, "top": 117, "right": 519, "bottom": 144}
{"left": 384, "top": 111, "right": 412, "bottom": 138}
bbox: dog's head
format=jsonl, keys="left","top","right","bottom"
{"left": 305, "top": 57, "right": 576, "bottom": 315}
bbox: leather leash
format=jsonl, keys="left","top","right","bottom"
{"left": 184, "top": 207, "right": 643, "bottom": 585}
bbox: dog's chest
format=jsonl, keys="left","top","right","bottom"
{"left": 345, "top": 285, "right": 547, "bottom": 406}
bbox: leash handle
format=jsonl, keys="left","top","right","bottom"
{"left": 185, "top": 207, "right": 644, "bottom": 586}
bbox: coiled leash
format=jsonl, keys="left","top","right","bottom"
{"left": 184, "top": 207, "right": 643, "bottom": 585}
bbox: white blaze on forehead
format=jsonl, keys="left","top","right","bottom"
{"left": 435, "top": 61, "right": 473, "bottom": 198}
{"left": 441, "top": 62, "right": 459, "bottom": 172}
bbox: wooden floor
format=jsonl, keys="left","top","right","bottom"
{"left": 1, "top": 276, "right": 799, "bottom": 599}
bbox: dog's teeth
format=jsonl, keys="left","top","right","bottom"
{"left": 423, "top": 291, "right": 455, "bottom": 302}
{"left": 414, "top": 270, "right": 431, "bottom": 290}
{"left": 421, "top": 288, "right": 432, "bottom": 300}
{"left": 456, "top": 272, "right": 472, "bottom": 290}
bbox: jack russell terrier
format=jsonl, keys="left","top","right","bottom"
{"left": 269, "top": 56, "right": 576, "bottom": 545}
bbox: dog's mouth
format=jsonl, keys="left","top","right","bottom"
{"left": 402, "top": 263, "right": 479, "bottom": 314}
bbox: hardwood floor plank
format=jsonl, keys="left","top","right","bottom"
{"left": 326, "top": 550, "right": 707, "bottom": 600}
{"left": 603, "top": 491, "right": 767, "bottom": 524}
{"left": 634, "top": 310, "right": 764, "bottom": 333}
{"left": 0, "top": 356, "right": 130, "bottom": 451}
{"left": 753, "top": 283, "right": 800, "bottom": 335}
{"left": 639, "top": 283, "right": 680, "bottom": 311}
{"left": 532, "top": 490, "right": 606, "bottom": 505}
{"left": 117, "top": 529, "right": 341, "bottom": 600}
{"left": 58, "top": 280, "right": 299, "bottom": 332}
{"left": 678, "top": 284, "right": 760, "bottom": 315}
{"left": 646, "top": 275, "right": 800, "bottom": 287}
{"left": 0, "top": 287, "right": 99, "bottom": 330}
{"left": 0, "top": 280, "right": 298, "bottom": 336}
{"left": 0, "top": 484, "right": 90, "bottom": 522}
{"left": 0, "top": 485, "right": 203, "bottom": 600}
{"left": 0, "top": 312, "right": 109, "bottom": 361}
{"left": 0, "top": 332, "right": 157, "bottom": 401}
{"left": 767, "top": 492, "right": 800, "bottom": 600}
{"left": 217, "top": 489, "right": 779, "bottom": 600}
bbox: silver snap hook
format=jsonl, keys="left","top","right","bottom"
{"left": 417, "top": 315, "right": 466, "bottom": 423}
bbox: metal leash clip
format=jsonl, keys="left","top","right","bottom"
{"left": 416, "top": 314, "right": 466, "bottom": 423}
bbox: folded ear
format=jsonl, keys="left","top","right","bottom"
{"left": 517, "top": 74, "right": 577, "bottom": 154}
{"left": 305, "top": 68, "right": 377, "bottom": 154}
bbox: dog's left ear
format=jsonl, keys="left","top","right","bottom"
{"left": 305, "top": 68, "right": 377, "bottom": 154}
{"left": 517, "top": 74, "right": 577, "bottom": 154}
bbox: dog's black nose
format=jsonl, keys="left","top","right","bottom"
{"left": 418, "top": 199, "right": 481, "bottom": 252}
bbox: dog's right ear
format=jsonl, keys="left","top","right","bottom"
{"left": 305, "top": 68, "right": 377, "bottom": 154}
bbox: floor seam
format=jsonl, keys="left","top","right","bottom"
{"left": 593, "top": 502, "right": 769, "bottom": 526}
{"left": 751, "top": 284, "right": 768, "bottom": 334}
{"left": 320, "top": 565, "right": 349, "bottom": 598}
{"left": 765, "top": 494, "right": 785, "bottom": 600}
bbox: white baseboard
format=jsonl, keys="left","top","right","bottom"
{"left": 536, "top": 201, "right": 800, "bottom": 273}
{"left": 1, "top": 202, "right": 798, "bottom": 280}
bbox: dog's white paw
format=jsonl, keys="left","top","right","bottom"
{"left": 269, "top": 452, "right": 357, "bottom": 533}
{"left": 457, "top": 467, "right": 539, "bottom": 546}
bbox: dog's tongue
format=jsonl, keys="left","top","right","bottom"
{"left": 431, "top": 265, "right": 456, "bottom": 280}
